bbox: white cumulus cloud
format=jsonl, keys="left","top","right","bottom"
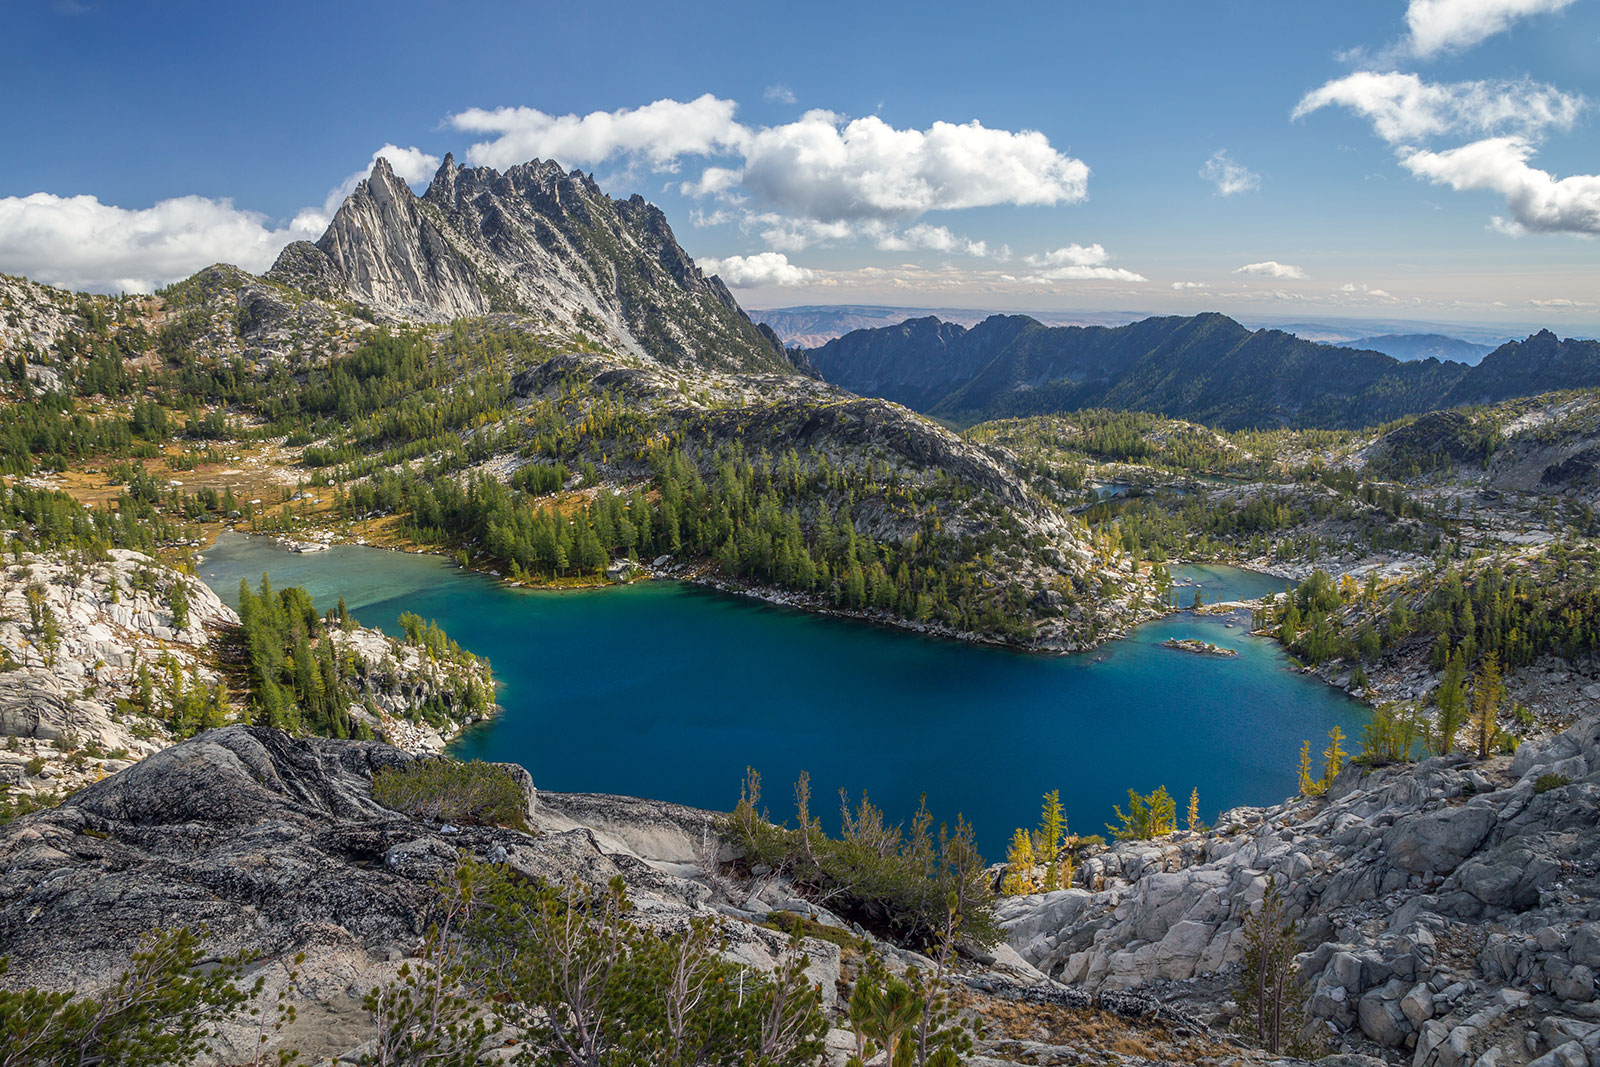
{"left": 1235, "top": 261, "right": 1308, "bottom": 280}
{"left": 1406, "top": 0, "right": 1576, "bottom": 57}
{"left": 1200, "top": 150, "right": 1260, "bottom": 195}
{"left": 736, "top": 111, "right": 1087, "bottom": 222}
{"left": 1293, "top": 72, "right": 1582, "bottom": 145}
{"left": 1171, "top": 281, "right": 1209, "bottom": 290}
{"left": 452, "top": 99, "right": 1087, "bottom": 226}
{"left": 875, "top": 223, "right": 993, "bottom": 257}
{"left": 1401, "top": 137, "right": 1600, "bottom": 235}
{"left": 0, "top": 143, "right": 446, "bottom": 294}
{"left": 448, "top": 98, "right": 1092, "bottom": 264}
{"left": 1026, "top": 243, "right": 1109, "bottom": 267}
{"left": 0, "top": 192, "right": 311, "bottom": 294}
{"left": 293, "top": 143, "right": 443, "bottom": 237}
{"left": 452, "top": 95, "right": 747, "bottom": 171}
{"left": 699, "top": 251, "right": 814, "bottom": 287}
{"left": 1019, "top": 242, "right": 1143, "bottom": 281}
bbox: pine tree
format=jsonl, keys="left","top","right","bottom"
{"left": 1469, "top": 651, "right": 1505, "bottom": 758}
{"left": 1296, "top": 740, "right": 1317, "bottom": 796}
{"left": 1320, "top": 727, "right": 1346, "bottom": 790}
{"left": 1002, "top": 829, "right": 1036, "bottom": 895}
{"left": 168, "top": 580, "right": 190, "bottom": 630}
{"left": 1434, "top": 652, "right": 1468, "bottom": 755}
{"left": 1034, "top": 790, "right": 1064, "bottom": 890}
{"left": 1235, "top": 876, "right": 1307, "bottom": 1055}
{"left": 1187, "top": 787, "right": 1204, "bottom": 833}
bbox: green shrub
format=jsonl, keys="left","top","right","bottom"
{"left": 24, "top": 756, "right": 45, "bottom": 777}
{"left": 719, "top": 769, "right": 998, "bottom": 949}
{"left": 0, "top": 928, "right": 256, "bottom": 1065}
{"left": 1107, "top": 785, "right": 1177, "bottom": 840}
{"left": 371, "top": 759, "right": 527, "bottom": 830}
{"left": 0, "top": 787, "right": 61, "bottom": 825}
{"left": 1533, "top": 772, "right": 1571, "bottom": 795}
{"left": 394, "top": 861, "right": 828, "bottom": 1067}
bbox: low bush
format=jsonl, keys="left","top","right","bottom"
{"left": 364, "top": 861, "right": 827, "bottom": 1067}
{"left": 371, "top": 759, "right": 527, "bottom": 830}
{"left": 0, "top": 927, "right": 256, "bottom": 1066}
{"left": 1533, "top": 772, "right": 1571, "bottom": 795}
{"left": 719, "top": 769, "right": 998, "bottom": 949}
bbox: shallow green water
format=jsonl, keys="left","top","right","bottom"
{"left": 199, "top": 533, "right": 1362, "bottom": 856}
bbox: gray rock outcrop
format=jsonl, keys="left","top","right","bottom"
{"left": 269, "top": 156, "right": 792, "bottom": 376}
{"left": 0, "top": 727, "right": 842, "bottom": 1063}
{"left": 997, "top": 715, "right": 1600, "bottom": 1064}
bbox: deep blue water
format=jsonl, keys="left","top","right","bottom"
{"left": 199, "top": 533, "right": 1361, "bottom": 857}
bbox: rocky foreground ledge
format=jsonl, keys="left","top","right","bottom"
{"left": 0, "top": 727, "right": 825, "bottom": 1063}
{"left": 997, "top": 714, "right": 1600, "bottom": 1067}
{"left": 0, "top": 725, "right": 1309, "bottom": 1067}
{"left": 1, "top": 721, "right": 1596, "bottom": 1066}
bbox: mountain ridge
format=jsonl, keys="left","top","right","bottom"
{"left": 806, "top": 312, "right": 1600, "bottom": 430}
{"left": 269, "top": 155, "right": 793, "bottom": 375}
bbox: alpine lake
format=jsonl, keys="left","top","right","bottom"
{"left": 199, "top": 533, "right": 1365, "bottom": 856}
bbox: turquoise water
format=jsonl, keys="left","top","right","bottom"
{"left": 1172, "top": 563, "right": 1293, "bottom": 608}
{"left": 198, "top": 533, "right": 1362, "bottom": 856}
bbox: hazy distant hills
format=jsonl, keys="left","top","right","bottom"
{"left": 750, "top": 305, "right": 1138, "bottom": 349}
{"left": 752, "top": 305, "right": 1536, "bottom": 360}
{"left": 1345, "top": 333, "right": 1494, "bottom": 365}
{"left": 805, "top": 312, "right": 1600, "bottom": 430}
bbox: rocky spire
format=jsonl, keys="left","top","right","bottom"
{"left": 266, "top": 156, "right": 793, "bottom": 375}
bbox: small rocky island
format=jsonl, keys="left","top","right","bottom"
{"left": 1162, "top": 636, "right": 1240, "bottom": 657}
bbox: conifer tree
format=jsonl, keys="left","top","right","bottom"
{"left": 168, "top": 580, "right": 189, "bottom": 630}
{"left": 1296, "top": 741, "right": 1317, "bottom": 796}
{"left": 1034, "top": 790, "right": 1064, "bottom": 890}
{"left": 1469, "top": 651, "right": 1505, "bottom": 758}
{"left": 1320, "top": 727, "right": 1346, "bottom": 790}
{"left": 1235, "top": 876, "right": 1307, "bottom": 1055}
{"left": 1434, "top": 652, "right": 1468, "bottom": 755}
{"left": 1187, "top": 787, "right": 1204, "bottom": 833}
{"left": 1002, "top": 829, "right": 1036, "bottom": 895}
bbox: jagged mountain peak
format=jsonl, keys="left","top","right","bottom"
{"left": 267, "top": 155, "right": 793, "bottom": 375}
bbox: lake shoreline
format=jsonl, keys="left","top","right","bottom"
{"left": 204, "top": 528, "right": 1312, "bottom": 666}
{"left": 196, "top": 529, "right": 1369, "bottom": 856}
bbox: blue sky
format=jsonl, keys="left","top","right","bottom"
{"left": 2, "top": 0, "right": 1596, "bottom": 334}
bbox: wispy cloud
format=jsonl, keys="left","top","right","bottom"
{"left": 1294, "top": 72, "right": 1582, "bottom": 144}
{"left": 1296, "top": 70, "right": 1597, "bottom": 236}
{"left": 1200, "top": 150, "right": 1260, "bottom": 196}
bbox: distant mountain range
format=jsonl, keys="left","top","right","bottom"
{"left": 750, "top": 305, "right": 1139, "bottom": 349}
{"left": 754, "top": 305, "right": 1535, "bottom": 368}
{"left": 804, "top": 313, "right": 1600, "bottom": 430}
{"left": 1343, "top": 333, "right": 1494, "bottom": 365}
